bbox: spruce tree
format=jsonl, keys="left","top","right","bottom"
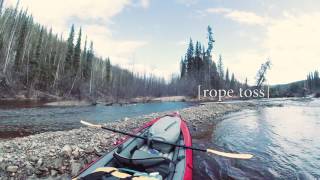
{"left": 14, "top": 18, "right": 28, "bottom": 72}
{"left": 73, "top": 27, "right": 81, "bottom": 74}
{"left": 105, "top": 57, "right": 111, "bottom": 83}
{"left": 186, "top": 38, "right": 194, "bottom": 76}
{"left": 65, "top": 24, "right": 75, "bottom": 71}
{"left": 230, "top": 73, "right": 235, "bottom": 89}
{"left": 217, "top": 55, "right": 224, "bottom": 79}
{"left": 206, "top": 25, "right": 214, "bottom": 56}
{"left": 29, "top": 27, "right": 44, "bottom": 86}
{"left": 195, "top": 41, "right": 202, "bottom": 72}
{"left": 225, "top": 68, "right": 230, "bottom": 87}
{"left": 85, "top": 41, "right": 94, "bottom": 80}
{"left": 180, "top": 57, "right": 186, "bottom": 78}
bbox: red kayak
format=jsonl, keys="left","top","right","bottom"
{"left": 74, "top": 113, "right": 193, "bottom": 180}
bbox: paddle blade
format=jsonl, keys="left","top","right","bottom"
{"left": 80, "top": 120, "right": 102, "bottom": 128}
{"left": 207, "top": 149, "right": 253, "bottom": 159}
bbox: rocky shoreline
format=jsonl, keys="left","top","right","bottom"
{"left": 0, "top": 101, "right": 277, "bottom": 180}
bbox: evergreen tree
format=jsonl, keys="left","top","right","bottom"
{"left": 73, "top": 27, "right": 81, "bottom": 74}
{"left": 206, "top": 25, "right": 214, "bottom": 56}
{"left": 225, "top": 68, "right": 230, "bottom": 87}
{"left": 14, "top": 18, "right": 28, "bottom": 71}
{"left": 314, "top": 70, "right": 320, "bottom": 88}
{"left": 29, "top": 27, "right": 44, "bottom": 85}
{"left": 86, "top": 41, "right": 94, "bottom": 79}
{"left": 180, "top": 57, "right": 186, "bottom": 78}
{"left": 65, "top": 24, "right": 75, "bottom": 71}
{"left": 81, "top": 36, "right": 87, "bottom": 79}
{"left": 210, "top": 60, "right": 220, "bottom": 88}
{"left": 195, "top": 41, "right": 203, "bottom": 71}
{"left": 217, "top": 54, "right": 224, "bottom": 79}
{"left": 105, "top": 57, "right": 111, "bottom": 83}
{"left": 186, "top": 38, "right": 194, "bottom": 76}
{"left": 230, "top": 73, "right": 235, "bottom": 89}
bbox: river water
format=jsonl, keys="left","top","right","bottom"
{"left": 0, "top": 101, "right": 192, "bottom": 138}
{"left": 194, "top": 98, "right": 320, "bottom": 179}
{"left": 1, "top": 98, "right": 320, "bottom": 179}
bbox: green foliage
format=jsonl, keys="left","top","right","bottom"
{"left": 0, "top": 5, "right": 169, "bottom": 99}
{"left": 65, "top": 24, "right": 75, "bottom": 72}
{"left": 225, "top": 68, "right": 230, "bottom": 85}
{"left": 105, "top": 57, "right": 111, "bottom": 83}
{"left": 14, "top": 17, "right": 28, "bottom": 72}
{"left": 73, "top": 28, "right": 81, "bottom": 74}
{"left": 217, "top": 55, "right": 224, "bottom": 79}
{"left": 306, "top": 70, "right": 320, "bottom": 91}
{"left": 178, "top": 26, "right": 241, "bottom": 95}
{"left": 206, "top": 25, "right": 214, "bottom": 56}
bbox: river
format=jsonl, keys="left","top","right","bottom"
{"left": 194, "top": 98, "right": 320, "bottom": 179}
{"left": 1, "top": 98, "right": 320, "bottom": 179}
{"left": 0, "top": 101, "right": 193, "bottom": 138}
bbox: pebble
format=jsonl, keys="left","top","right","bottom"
{"left": 51, "top": 169, "right": 58, "bottom": 176}
{"left": 62, "top": 145, "right": 72, "bottom": 156}
{"left": 36, "top": 158, "right": 43, "bottom": 167}
{"left": 70, "top": 161, "right": 82, "bottom": 176}
{"left": 6, "top": 165, "right": 18, "bottom": 173}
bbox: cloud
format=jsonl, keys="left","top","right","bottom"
{"left": 6, "top": 0, "right": 132, "bottom": 33}
{"left": 82, "top": 24, "right": 147, "bottom": 58}
{"left": 5, "top": 0, "right": 152, "bottom": 75}
{"left": 263, "top": 12, "right": 320, "bottom": 84}
{"left": 223, "top": 12, "right": 320, "bottom": 84}
{"left": 206, "top": 8, "right": 269, "bottom": 26}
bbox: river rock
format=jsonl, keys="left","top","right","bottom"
{"left": 62, "top": 145, "right": 72, "bottom": 156}
{"left": 84, "top": 147, "right": 94, "bottom": 154}
{"left": 72, "top": 148, "right": 80, "bottom": 159}
{"left": 71, "top": 161, "right": 81, "bottom": 176}
{"left": 36, "top": 158, "right": 43, "bottom": 167}
{"left": 51, "top": 169, "right": 58, "bottom": 176}
{"left": 0, "top": 100, "right": 263, "bottom": 179}
{"left": 53, "top": 158, "right": 63, "bottom": 169}
{"left": 6, "top": 165, "right": 18, "bottom": 173}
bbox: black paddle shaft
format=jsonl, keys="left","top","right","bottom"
{"left": 101, "top": 126, "right": 207, "bottom": 152}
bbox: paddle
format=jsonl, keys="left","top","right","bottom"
{"left": 80, "top": 120, "right": 253, "bottom": 159}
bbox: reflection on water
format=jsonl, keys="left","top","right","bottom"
{"left": 195, "top": 98, "right": 320, "bottom": 179}
{"left": 0, "top": 102, "right": 192, "bottom": 138}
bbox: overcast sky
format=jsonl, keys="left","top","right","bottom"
{"left": 6, "top": 0, "right": 320, "bottom": 85}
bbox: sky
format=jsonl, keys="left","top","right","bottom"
{"left": 5, "top": 0, "right": 320, "bottom": 85}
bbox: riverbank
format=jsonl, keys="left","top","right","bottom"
{"left": 0, "top": 100, "right": 281, "bottom": 179}
{"left": 0, "top": 96, "right": 191, "bottom": 108}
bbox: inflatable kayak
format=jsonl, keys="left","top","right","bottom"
{"left": 73, "top": 113, "right": 193, "bottom": 180}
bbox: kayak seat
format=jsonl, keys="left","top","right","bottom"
{"left": 139, "top": 145, "right": 174, "bottom": 159}
{"left": 114, "top": 150, "right": 169, "bottom": 168}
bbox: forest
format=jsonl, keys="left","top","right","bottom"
{"left": 269, "top": 70, "right": 320, "bottom": 97}
{"left": 0, "top": 1, "right": 167, "bottom": 101}
{"left": 174, "top": 26, "right": 244, "bottom": 96}
{"left": 0, "top": 0, "right": 245, "bottom": 102}
{"left": 2, "top": 0, "right": 312, "bottom": 102}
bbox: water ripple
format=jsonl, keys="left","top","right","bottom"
{"left": 195, "top": 98, "right": 320, "bottom": 179}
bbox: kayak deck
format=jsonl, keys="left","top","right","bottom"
{"left": 74, "top": 114, "right": 193, "bottom": 180}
